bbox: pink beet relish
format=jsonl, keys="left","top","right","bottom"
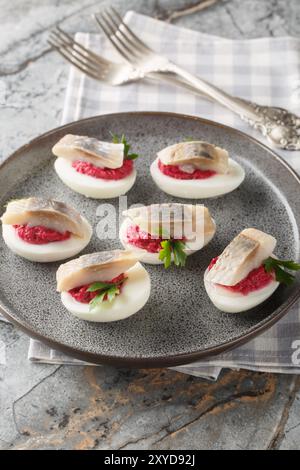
{"left": 72, "top": 159, "right": 133, "bottom": 180}
{"left": 69, "top": 273, "right": 126, "bottom": 304}
{"left": 14, "top": 224, "right": 71, "bottom": 245}
{"left": 208, "top": 256, "right": 274, "bottom": 296}
{"left": 126, "top": 224, "right": 184, "bottom": 253}
{"left": 158, "top": 159, "right": 216, "bottom": 180}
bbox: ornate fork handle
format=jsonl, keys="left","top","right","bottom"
{"left": 153, "top": 62, "right": 300, "bottom": 151}
{"left": 235, "top": 99, "right": 300, "bottom": 150}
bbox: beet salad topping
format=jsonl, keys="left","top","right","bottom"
{"left": 126, "top": 224, "right": 185, "bottom": 253}
{"left": 72, "top": 159, "right": 133, "bottom": 180}
{"left": 158, "top": 159, "right": 216, "bottom": 180}
{"left": 14, "top": 224, "right": 71, "bottom": 245}
{"left": 69, "top": 273, "right": 126, "bottom": 303}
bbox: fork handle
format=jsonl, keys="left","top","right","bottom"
{"left": 168, "top": 63, "right": 259, "bottom": 122}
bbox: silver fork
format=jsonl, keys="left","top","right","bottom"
{"left": 94, "top": 7, "right": 300, "bottom": 151}
{"left": 48, "top": 27, "right": 143, "bottom": 85}
{"left": 48, "top": 27, "right": 209, "bottom": 97}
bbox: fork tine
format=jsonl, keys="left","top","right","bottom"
{"left": 50, "top": 46, "right": 102, "bottom": 81}
{"left": 101, "top": 10, "right": 140, "bottom": 59}
{"left": 102, "top": 9, "right": 146, "bottom": 57}
{"left": 53, "top": 27, "right": 109, "bottom": 67}
{"left": 94, "top": 13, "right": 134, "bottom": 63}
{"left": 109, "top": 6, "right": 151, "bottom": 54}
{"left": 49, "top": 33, "right": 103, "bottom": 73}
{"left": 48, "top": 38, "right": 103, "bottom": 80}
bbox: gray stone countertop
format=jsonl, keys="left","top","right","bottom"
{"left": 1, "top": 0, "right": 300, "bottom": 450}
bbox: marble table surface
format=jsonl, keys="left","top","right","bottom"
{"left": 1, "top": 0, "right": 300, "bottom": 450}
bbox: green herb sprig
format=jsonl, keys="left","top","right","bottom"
{"left": 264, "top": 257, "right": 300, "bottom": 285}
{"left": 159, "top": 240, "right": 187, "bottom": 269}
{"left": 111, "top": 133, "right": 139, "bottom": 160}
{"left": 88, "top": 278, "right": 127, "bottom": 311}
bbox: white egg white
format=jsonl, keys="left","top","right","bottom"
{"left": 54, "top": 157, "right": 136, "bottom": 199}
{"left": 204, "top": 267, "right": 279, "bottom": 313}
{"left": 61, "top": 262, "right": 151, "bottom": 322}
{"left": 2, "top": 217, "right": 92, "bottom": 263}
{"left": 119, "top": 217, "right": 216, "bottom": 265}
{"left": 150, "top": 157, "right": 245, "bottom": 199}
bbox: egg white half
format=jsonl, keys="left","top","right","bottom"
{"left": 150, "top": 157, "right": 245, "bottom": 199}
{"left": 61, "top": 262, "right": 151, "bottom": 322}
{"left": 204, "top": 267, "right": 279, "bottom": 313}
{"left": 119, "top": 217, "right": 216, "bottom": 264}
{"left": 2, "top": 217, "right": 92, "bottom": 262}
{"left": 54, "top": 157, "right": 136, "bottom": 199}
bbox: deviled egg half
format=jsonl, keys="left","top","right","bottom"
{"left": 204, "top": 228, "right": 280, "bottom": 313}
{"left": 1, "top": 197, "right": 92, "bottom": 262}
{"left": 53, "top": 134, "right": 137, "bottom": 199}
{"left": 57, "top": 250, "right": 151, "bottom": 322}
{"left": 151, "top": 140, "right": 245, "bottom": 198}
{"left": 120, "top": 203, "right": 216, "bottom": 267}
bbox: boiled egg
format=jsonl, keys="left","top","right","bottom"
{"left": 54, "top": 157, "right": 136, "bottom": 199}
{"left": 52, "top": 134, "right": 137, "bottom": 199}
{"left": 204, "top": 228, "right": 280, "bottom": 313}
{"left": 57, "top": 250, "right": 151, "bottom": 322}
{"left": 204, "top": 269, "right": 279, "bottom": 313}
{"left": 1, "top": 197, "right": 92, "bottom": 262}
{"left": 151, "top": 140, "right": 245, "bottom": 198}
{"left": 119, "top": 203, "right": 216, "bottom": 265}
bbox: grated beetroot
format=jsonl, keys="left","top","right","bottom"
{"left": 125, "top": 224, "right": 185, "bottom": 253}
{"left": 158, "top": 159, "right": 216, "bottom": 180}
{"left": 72, "top": 159, "right": 134, "bottom": 180}
{"left": 208, "top": 256, "right": 274, "bottom": 295}
{"left": 126, "top": 225, "right": 162, "bottom": 253}
{"left": 69, "top": 273, "right": 126, "bottom": 304}
{"left": 14, "top": 224, "right": 70, "bottom": 245}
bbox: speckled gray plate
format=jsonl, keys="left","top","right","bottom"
{"left": 1, "top": 112, "right": 300, "bottom": 367}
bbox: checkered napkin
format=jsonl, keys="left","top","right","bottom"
{"left": 3, "top": 11, "right": 300, "bottom": 379}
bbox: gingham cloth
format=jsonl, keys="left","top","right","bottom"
{"left": 3, "top": 11, "right": 300, "bottom": 379}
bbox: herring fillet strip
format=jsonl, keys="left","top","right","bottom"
{"left": 52, "top": 134, "right": 124, "bottom": 169}
{"left": 123, "top": 203, "right": 215, "bottom": 238}
{"left": 56, "top": 250, "right": 137, "bottom": 292}
{"left": 206, "top": 228, "right": 277, "bottom": 286}
{"left": 157, "top": 141, "right": 229, "bottom": 174}
{"left": 1, "top": 198, "right": 86, "bottom": 237}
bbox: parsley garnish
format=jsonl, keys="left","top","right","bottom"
{"left": 87, "top": 278, "right": 126, "bottom": 311}
{"left": 173, "top": 241, "right": 188, "bottom": 267}
{"left": 159, "top": 240, "right": 172, "bottom": 268}
{"left": 111, "top": 133, "right": 139, "bottom": 160}
{"left": 159, "top": 240, "right": 187, "bottom": 269}
{"left": 264, "top": 257, "right": 300, "bottom": 286}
